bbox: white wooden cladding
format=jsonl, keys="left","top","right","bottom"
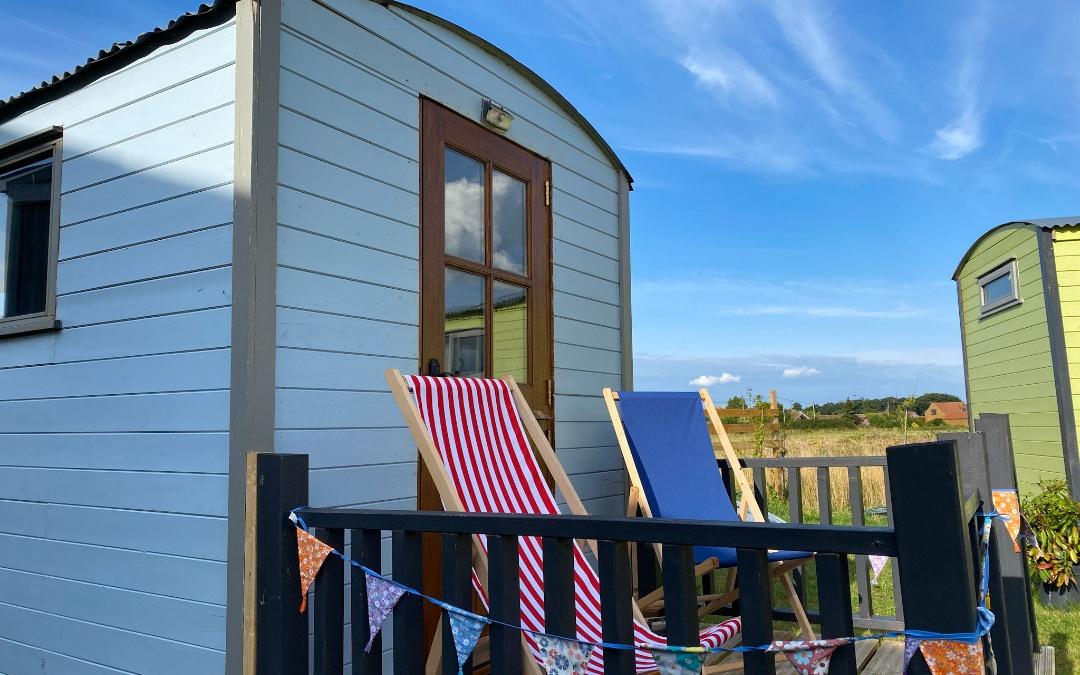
{"left": 0, "top": 20, "right": 236, "bottom": 674}
{"left": 276, "top": 0, "right": 627, "bottom": 530}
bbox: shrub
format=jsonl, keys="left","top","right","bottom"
{"left": 1024, "top": 480, "right": 1080, "bottom": 590}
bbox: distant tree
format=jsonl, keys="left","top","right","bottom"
{"left": 838, "top": 399, "right": 858, "bottom": 423}
{"left": 912, "top": 393, "right": 962, "bottom": 415}
{"left": 791, "top": 402, "right": 803, "bottom": 411}
{"left": 726, "top": 395, "right": 747, "bottom": 409}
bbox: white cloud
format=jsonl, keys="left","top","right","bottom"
{"left": 929, "top": 1, "right": 990, "bottom": 160}
{"left": 680, "top": 51, "right": 778, "bottom": 106}
{"left": 689, "top": 373, "right": 741, "bottom": 387}
{"left": 782, "top": 366, "right": 822, "bottom": 378}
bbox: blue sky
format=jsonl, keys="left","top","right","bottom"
{"left": 5, "top": 1, "right": 1079, "bottom": 407}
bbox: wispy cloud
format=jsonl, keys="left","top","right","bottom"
{"left": 929, "top": 2, "right": 991, "bottom": 160}
{"left": 681, "top": 50, "right": 778, "bottom": 107}
{"left": 783, "top": 366, "right": 822, "bottom": 378}
{"left": 690, "top": 373, "right": 741, "bottom": 387}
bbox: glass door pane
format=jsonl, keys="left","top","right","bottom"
{"left": 443, "top": 268, "right": 486, "bottom": 377}
{"left": 492, "top": 281, "right": 528, "bottom": 382}
{"left": 443, "top": 148, "right": 485, "bottom": 263}
{"left": 491, "top": 170, "right": 526, "bottom": 275}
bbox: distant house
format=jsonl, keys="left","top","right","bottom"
{"left": 924, "top": 402, "right": 969, "bottom": 427}
{"left": 854, "top": 414, "right": 872, "bottom": 427}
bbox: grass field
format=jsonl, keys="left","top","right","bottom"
{"left": 726, "top": 428, "right": 1080, "bottom": 668}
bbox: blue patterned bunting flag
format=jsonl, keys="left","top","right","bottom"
{"left": 903, "top": 637, "right": 922, "bottom": 673}
{"left": 364, "top": 572, "right": 406, "bottom": 652}
{"left": 447, "top": 607, "right": 485, "bottom": 674}
{"left": 652, "top": 649, "right": 706, "bottom": 674}
{"left": 530, "top": 632, "right": 594, "bottom": 674}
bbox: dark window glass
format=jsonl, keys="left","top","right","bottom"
{"left": 982, "top": 273, "right": 1013, "bottom": 306}
{"left": 0, "top": 155, "right": 51, "bottom": 318}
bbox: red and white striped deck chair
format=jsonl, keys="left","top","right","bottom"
{"left": 387, "top": 370, "right": 743, "bottom": 674}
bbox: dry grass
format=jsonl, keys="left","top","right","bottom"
{"left": 730, "top": 428, "right": 937, "bottom": 517}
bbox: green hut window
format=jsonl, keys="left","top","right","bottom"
{"left": 978, "top": 259, "right": 1021, "bottom": 317}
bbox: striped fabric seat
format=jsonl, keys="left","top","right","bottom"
{"left": 405, "top": 375, "right": 741, "bottom": 674}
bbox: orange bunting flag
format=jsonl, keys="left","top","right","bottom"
{"left": 297, "top": 527, "right": 335, "bottom": 613}
{"left": 918, "top": 639, "right": 984, "bottom": 675}
{"left": 992, "top": 489, "right": 1022, "bottom": 553}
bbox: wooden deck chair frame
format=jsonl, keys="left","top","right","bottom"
{"left": 391, "top": 369, "right": 685, "bottom": 675}
{"left": 602, "top": 387, "right": 816, "bottom": 639}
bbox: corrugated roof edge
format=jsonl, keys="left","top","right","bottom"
{"left": 0, "top": 0, "right": 238, "bottom": 126}
{"left": 379, "top": 0, "right": 633, "bottom": 187}
{"left": 952, "top": 217, "right": 1080, "bottom": 280}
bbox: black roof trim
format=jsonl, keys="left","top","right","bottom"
{"left": 952, "top": 217, "right": 1080, "bottom": 280}
{"left": 0, "top": 1, "right": 238, "bottom": 126}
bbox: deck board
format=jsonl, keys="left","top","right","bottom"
{"left": 707, "top": 636, "right": 884, "bottom": 674}
{"left": 861, "top": 640, "right": 904, "bottom": 674}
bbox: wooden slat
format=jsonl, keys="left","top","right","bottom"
{"left": 488, "top": 535, "right": 522, "bottom": 675}
{"left": 718, "top": 423, "right": 781, "bottom": 434}
{"left": 711, "top": 408, "right": 779, "bottom": 418}
{"left": 661, "top": 544, "right": 697, "bottom": 647}
{"left": 543, "top": 537, "right": 575, "bottom": 639}
{"left": 1034, "top": 645, "right": 1055, "bottom": 675}
{"left": 392, "top": 531, "right": 424, "bottom": 675}
{"left": 599, "top": 540, "right": 634, "bottom": 674}
{"left": 313, "top": 528, "right": 344, "bottom": 675}
{"left": 736, "top": 549, "right": 775, "bottom": 675}
{"left": 817, "top": 468, "right": 832, "bottom": 525}
{"left": 442, "top": 533, "right": 474, "bottom": 675}
{"left": 861, "top": 640, "right": 902, "bottom": 674}
{"left": 848, "top": 467, "right": 873, "bottom": 620}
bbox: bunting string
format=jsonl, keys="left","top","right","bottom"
{"left": 288, "top": 509, "right": 1005, "bottom": 669}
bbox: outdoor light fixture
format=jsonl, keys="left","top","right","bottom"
{"left": 482, "top": 99, "right": 513, "bottom": 132}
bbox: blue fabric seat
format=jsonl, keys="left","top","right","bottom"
{"left": 616, "top": 391, "right": 810, "bottom": 567}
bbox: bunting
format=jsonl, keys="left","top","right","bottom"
{"left": 652, "top": 649, "right": 706, "bottom": 674}
{"left": 919, "top": 639, "right": 984, "bottom": 675}
{"left": 447, "top": 607, "right": 485, "bottom": 674}
{"left": 296, "top": 528, "right": 335, "bottom": 613}
{"left": 903, "top": 637, "right": 921, "bottom": 673}
{"left": 991, "top": 490, "right": 1022, "bottom": 553}
{"left": 364, "top": 572, "right": 406, "bottom": 652}
{"left": 769, "top": 638, "right": 848, "bottom": 675}
{"left": 869, "top": 555, "right": 889, "bottom": 585}
{"left": 531, "top": 633, "right": 594, "bottom": 675}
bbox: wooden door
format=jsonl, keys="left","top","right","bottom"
{"left": 417, "top": 98, "right": 554, "bottom": 652}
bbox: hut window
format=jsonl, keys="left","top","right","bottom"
{"left": 0, "top": 128, "right": 61, "bottom": 337}
{"left": 978, "top": 259, "right": 1021, "bottom": 317}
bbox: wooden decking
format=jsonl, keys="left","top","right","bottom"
{"left": 706, "top": 637, "right": 903, "bottom": 674}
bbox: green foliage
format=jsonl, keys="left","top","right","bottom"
{"left": 812, "top": 392, "right": 961, "bottom": 416}
{"left": 725, "top": 395, "right": 747, "bottom": 409}
{"left": 790, "top": 402, "right": 803, "bottom": 411}
{"left": 1025, "top": 480, "right": 1080, "bottom": 589}
{"left": 786, "top": 417, "right": 857, "bottom": 430}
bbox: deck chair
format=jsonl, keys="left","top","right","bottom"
{"left": 603, "top": 389, "right": 816, "bottom": 638}
{"left": 387, "top": 370, "right": 745, "bottom": 675}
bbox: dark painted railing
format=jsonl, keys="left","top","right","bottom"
{"left": 255, "top": 441, "right": 1006, "bottom": 675}
{"left": 717, "top": 455, "right": 903, "bottom": 631}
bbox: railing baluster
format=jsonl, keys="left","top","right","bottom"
{"left": 848, "top": 467, "right": 872, "bottom": 621}
{"left": 543, "top": 537, "right": 575, "bottom": 639}
{"left": 489, "top": 535, "right": 522, "bottom": 675}
{"left": 881, "top": 465, "right": 904, "bottom": 621}
{"left": 816, "top": 552, "right": 857, "bottom": 675}
{"left": 599, "top": 540, "right": 634, "bottom": 675}
{"left": 753, "top": 467, "right": 768, "bottom": 514}
{"left": 637, "top": 537, "right": 659, "bottom": 597}
{"left": 442, "top": 533, "right": 474, "bottom": 675}
{"left": 314, "top": 527, "right": 345, "bottom": 675}
{"left": 662, "top": 544, "right": 697, "bottom": 647}
{"left": 816, "top": 467, "right": 832, "bottom": 525}
{"left": 352, "top": 528, "right": 382, "bottom": 675}
{"left": 787, "top": 467, "right": 806, "bottom": 606}
{"left": 392, "top": 531, "right": 424, "bottom": 675}
{"left": 736, "top": 548, "right": 775, "bottom": 675}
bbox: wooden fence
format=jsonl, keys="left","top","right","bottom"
{"left": 712, "top": 389, "right": 781, "bottom": 455}
{"left": 253, "top": 441, "right": 1033, "bottom": 675}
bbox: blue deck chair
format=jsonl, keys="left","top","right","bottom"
{"left": 603, "top": 388, "right": 815, "bottom": 637}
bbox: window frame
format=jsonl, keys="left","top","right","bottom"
{"left": 977, "top": 258, "right": 1021, "bottom": 318}
{"left": 0, "top": 127, "right": 63, "bottom": 338}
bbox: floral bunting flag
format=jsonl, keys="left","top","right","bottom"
{"left": 768, "top": 638, "right": 848, "bottom": 675}
{"left": 364, "top": 572, "right": 407, "bottom": 652}
{"left": 991, "top": 489, "right": 1022, "bottom": 553}
{"left": 903, "top": 637, "right": 922, "bottom": 673}
{"left": 869, "top": 555, "right": 889, "bottom": 585}
{"left": 919, "top": 639, "right": 984, "bottom": 675}
{"left": 531, "top": 632, "right": 594, "bottom": 674}
{"left": 447, "top": 607, "right": 485, "bottom": 674}
{"left": 296, "top": 527, "right": 335, "bottom": 613}
{"left": 652, "top": 649, "right": 706, "bottom": 674}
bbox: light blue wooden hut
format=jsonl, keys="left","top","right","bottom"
{"left": 0, "top": 1, "right": 632, "bottom": 671}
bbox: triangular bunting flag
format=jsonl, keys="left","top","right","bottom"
{"left": 869, "top": 555, "right": 889, "bottom": 585}
{"left": 992, "top": 489, "right": 1022, "bottom": 553}
{"left": 364, "top": 572, "right": 406, "bottom": 652}
{"left": 296, "top": 527, "right": 335, "bottom": 613}
{"left": 447, "top": 607, "right": 485, "bottom": 674}
{"left": 768, "top": 638, "right": 848, "bottom": 675}
{"left": 903, "top": 637, "right": 921, "bottom": 673}
{"left": 652, "top": 649, "right": 706, "bottom": 674}
{"left": 531, "top": 633, "right": 594, "bottom": 674}
{"left": 919, "top": 639, "right": 984, "bottom": 675}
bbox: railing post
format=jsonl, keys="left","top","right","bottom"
{"left": 887, "top": 441, "right": 978, "bottom": 675}
{"left": 255, "top": 452, "right": 309, "bottom": 675}
{"left": 977, "top": 414, "right": 1038, "bottom": 674}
